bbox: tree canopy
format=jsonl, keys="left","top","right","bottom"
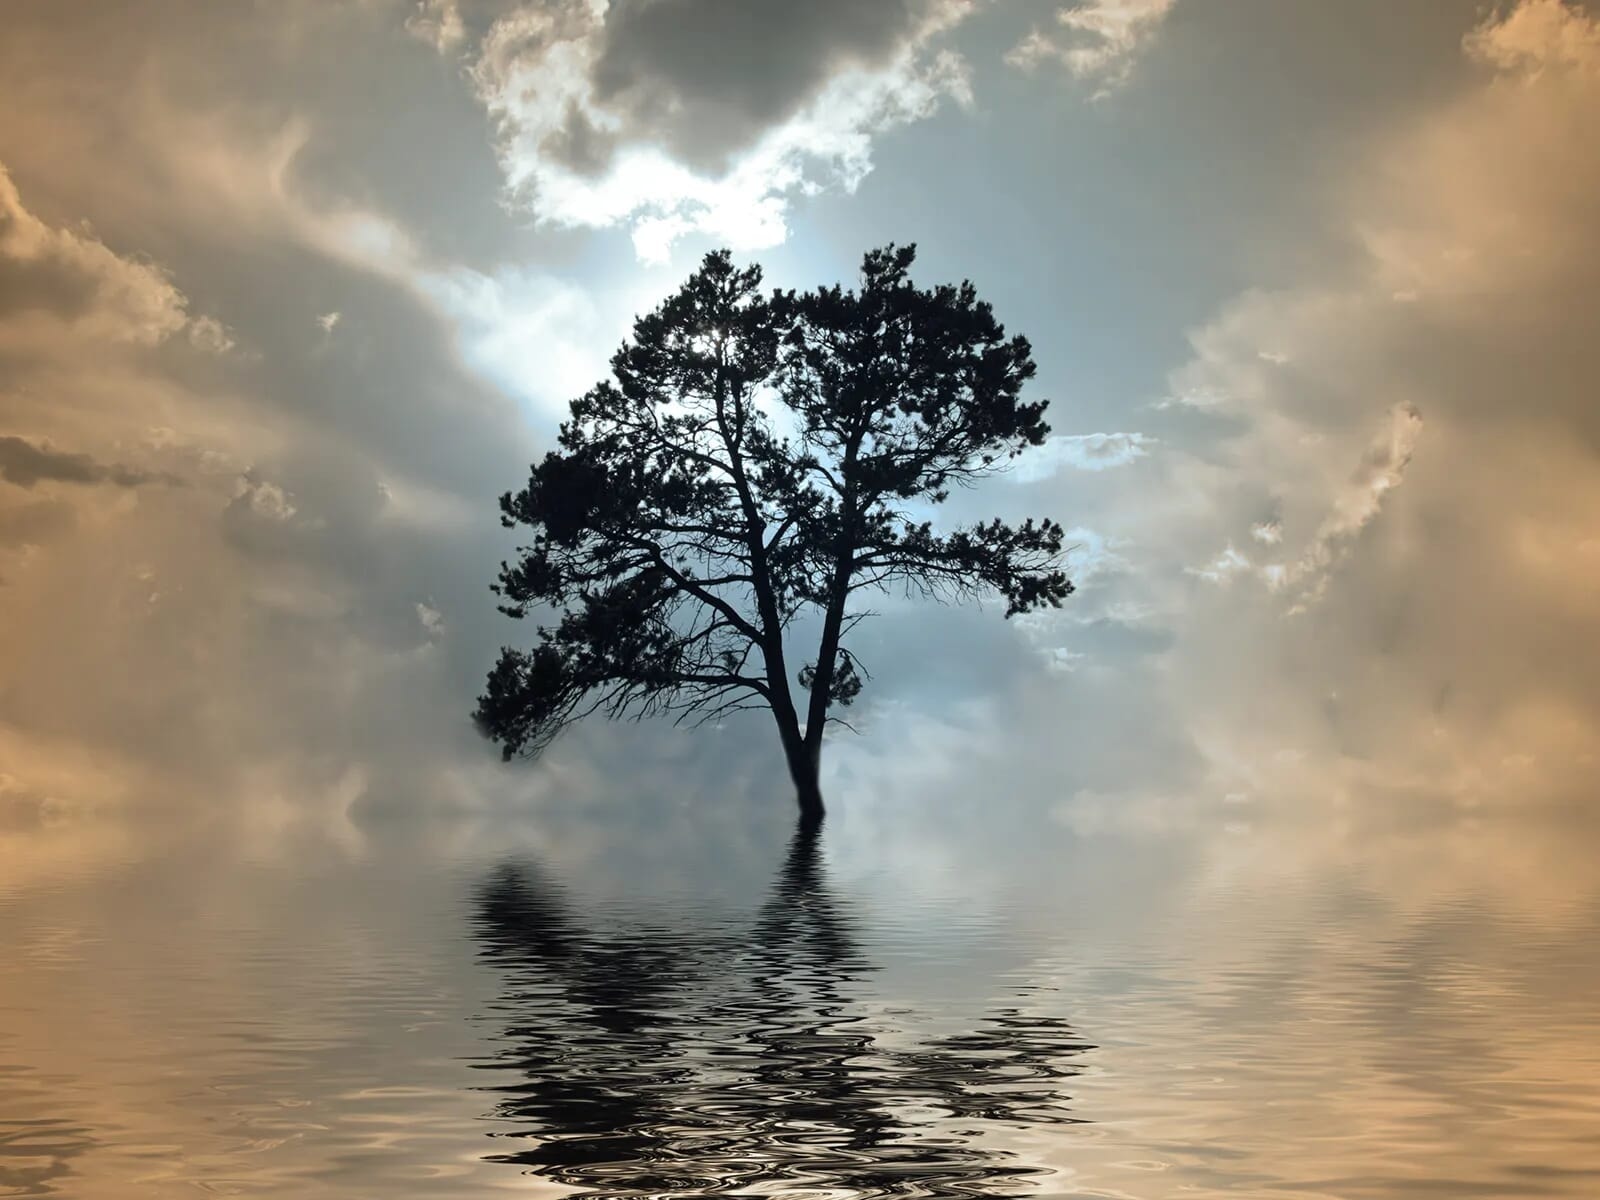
{"left": 477, "top": 245, "right": 1071, "bottom": 818}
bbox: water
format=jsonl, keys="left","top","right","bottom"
{"left": 2, "top": 800, "right": 1598, "bottom": 1198}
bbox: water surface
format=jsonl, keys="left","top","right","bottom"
{"left": 2, "top": 800, "right": 1597, "bottom": 1198}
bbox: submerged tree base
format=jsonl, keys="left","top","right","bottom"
{"left": 794, "top": 780, "right": 825, "bottom": 825}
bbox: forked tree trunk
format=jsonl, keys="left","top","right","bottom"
{"left": 767, "top": 695, "right": 824, "bottom": 819}
{"left": 772, "top": 707, "right": 825, "bottom": 822}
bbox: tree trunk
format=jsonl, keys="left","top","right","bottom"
{"left": 782, "top": 730, "right": 826, "bottom": 822}
{"left": 802, "top": 454, "right": 860, "bottom": 793}
{"left": 802, "top": 589, "right": 846, "bottom": 766}
{"left": 769, "top": 705, "right": 825, "bottom": 821}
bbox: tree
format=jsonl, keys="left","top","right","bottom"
{"left": 476, "top": 245, "right": 1071, "bottom": 819}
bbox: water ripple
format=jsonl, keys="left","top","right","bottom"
{"left": 467, "top": 821, "right": 1094, "bottom": 1197}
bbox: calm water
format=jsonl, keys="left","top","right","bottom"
{"left": 2, "top": 798, "right": 1598, "bottom": 1198}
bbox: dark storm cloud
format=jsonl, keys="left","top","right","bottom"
{"left": 0, "top": 436, "right": 176, "bottom": 489}
{"left": 465, "top": 0, "right": 973, "bottom": 257}
{"left": 588, "top": 0, "right": 943, "bottom": 171}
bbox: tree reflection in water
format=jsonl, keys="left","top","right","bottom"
{"left": 469, "top": 820, "right": 1094, "bottom": 1197}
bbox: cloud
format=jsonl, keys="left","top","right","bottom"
{"left": 1011, "top": 431, "right": 1154, "bottom": 480}
{"left": 1463, "top": 0, "right": 1600, "bottom": 74}
{"left": 410, "top": 262, "right": 615, "bottom": 414}
{"left": 1272, "top": 404, "right": 1422, "bottom": 608}
{"left": 1133, "top": 0, "right": 1600, "bottom": 811}
{"left": 466, "top": 0, "right": 974, "bottom": 260}
{"left": 0, "top": 130, "right": 542, "bottom": 822}
{"left": 405, "top": 0, "right": 466, "bottom": 53}
{"left": 0, "top": 436, "right": 177, "bottom": 490}
{"left": 1186, "top": 541, "right": 1250, "bottom": 585}
{"left": 231, "top": 476, "right": 299, "bottom": 522}
{"left": 185, "top": 315, "right": 236, "bottom": 355}
{"left": 416, "top": 599, "right": 446, "bottom": 639}
{"left": 0, "top": 158, "right": 238, "bottom": 382}
{"left": 0, "top": 163, "right": 190, "bottom": 345}
{"left": 964, "top": 0, "right": 1600, "bottom": 830}
{"left": 2, "top": 0, "right": 1598, "bottom": 848}
{"left": 1007, "top": 0, "right": 1175, "bottom": 94}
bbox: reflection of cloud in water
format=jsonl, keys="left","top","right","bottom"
{"left": 468, "top": 820, "right": 1095, "bottom": 1197}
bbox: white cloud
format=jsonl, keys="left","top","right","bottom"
{"left": 264, "top": 188, "right": 624, "bottom": 418}
{"left": 416, "top": 599, "right": 446, "bottom": 639}
{"left": 234, "top": 477, "right": 298, "bottom": 522}
{"left": 186, "top": 315, "right": 235, "bottom": 355}
{"left": 1265, "top": 404, "right": 1423, "bottom": 609}
{"left": 1158, "top": 384, "right": 1226, "bottom": 409}
{"left": 1011, "top": 431, "right": 1154, "bottom": 480}
{"left": 1060, "top": 525, "right": 1127, "bottom": 585}
{"left": 1046, "top": 646, "right": 1087, "bottom": 673}
{"left": 467, "top": 1, "right": 974, "bottom": 261}
{"left": 405, "top": 0, "right": 465, "bottom": 54}
{"left": 1008, "top": 0, "right": 1176, "bottom": 94}
{"left": 414, "top": 264, "right": 611, "bottom": 414}
{"left": 1310, "top": 406, "right": 1421, "bottom": 553}
{"left": 1187, "top": 541, "right": 1251, "bottom": 585}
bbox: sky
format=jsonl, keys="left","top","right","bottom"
{"left": 2, "top": 0, "right": 1599, "bottom": 847}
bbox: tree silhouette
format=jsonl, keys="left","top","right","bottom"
{"left": 477, "top": 246, "right": 1071, "bottom": 817}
